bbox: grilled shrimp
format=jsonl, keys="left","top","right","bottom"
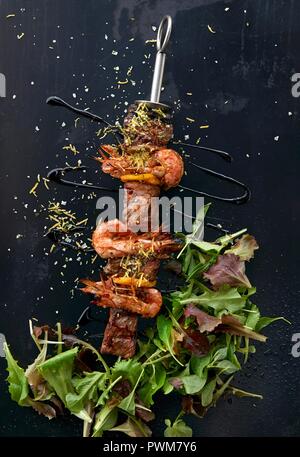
{"left": 81, "top": 278, "right": 162, "bottom": 318}
{"left": 149, "top": 148, "right": 184, "bottom": 189}
{"left": 98, "top": 145, "right": 184, "bottom": 189}
{"left": 92, "top": 219, "right": 180, "bottom": 258}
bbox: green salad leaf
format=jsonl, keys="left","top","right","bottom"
{"left": 157, "top": 315, "right": 183, "bottom": 365}
{"left": 38, "top": 348, "right": 78, "bottom": 405}
{"left": 66, "top": 371, "right": 106, "bottom": 413}
{"left": 164, "top": 418, "right": 193, "bottom": 437}
{"left": 109, "top": 417, "right": 152, "bottom": 437}
{"left": 4, "top": 343, "right": 29, "bottom": 406}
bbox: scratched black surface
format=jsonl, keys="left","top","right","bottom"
{"left": 0, "top": 0, "right": 300, "bottom": 437}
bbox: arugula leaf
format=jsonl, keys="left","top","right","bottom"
{"left": 138, "top": 363, "right": 166, "bottom": 406}
{"left": 189, "top": 240, "right": 223, "bottom": 254}
{"left": 4, "top": 343, "right": 29, "bottom": 406}
{"left": 201, "top": 377, "right": 217, "bottom": 407}
{"left": 111, "top": 358, "right": 143, "bottom": 387}
{"left": 181, "top": 286, "right": 246, "bottom": 314}
{"left": 216, "top": 228, "right": 247, "bottom": 247}
{"left": 118, "top": 369, "right": 144, "bottom": 415}
{"left": 164, "top": 418, "right": 193, "bottom": 437}
{"left": 255, "top": 316, "right": 290, "bottom": 332}
{"left": 66, "top": 371, "right": 106, "bottom": 413}
{"left": 177, "top": 205, "right": 209, "bottom": 259}
{"left": 93, "top": 403, "right": 118, "bottom": 437}
{"left": 96, "top": 375, "right": 122, "bottom": 407}
{"left": 227, "top": 339, "right": 241, "bottom": 370}
{"left": 182, "top": 245, "right": 193, "bottom": 273}
{"left": 187, "top": 253, "right": 218, "bottom": 281}
{"left": 157, "top": 315, "right": 183, "bottom": 365}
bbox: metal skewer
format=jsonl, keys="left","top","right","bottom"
{"left": 150, "top": 15, "right": 172, "bottom": 104}
{"left": 135, "top": 15, "right": 172, "bottom": 110}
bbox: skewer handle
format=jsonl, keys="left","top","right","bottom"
{"left": 150, "top": 15, "right": 172, "bottom": 104}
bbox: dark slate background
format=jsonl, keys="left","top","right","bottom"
{"left": 0, "top": 0, "right": 299, "bottom": 437}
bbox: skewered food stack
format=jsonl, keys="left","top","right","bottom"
{"left": 81, "top": 16, "right": 184, "bottom": 358}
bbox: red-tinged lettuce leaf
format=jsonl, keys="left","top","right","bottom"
{"left": 182, "top": 328, "right": 210, "bottom": 356}
{"left": 33, "top": 325, "right": 56, "bottom": 339}
{"left": 25, "top": 340, "right": 51, "bottom": 400}
{"left": 226, "top": 234, "right": 259, "bottom": 261}
{"left": 27, "top": 398, "right": 56, "bottom": 419}
{"left": 184, "top": 304, "right": 221, "bottom": 332}
{"left": 183, "top": 305, "right": 266, "bottom": 342}
{"left": 49, "top": 396, "right": 64, "bottom": 415}
{"left": 114, "top": 380, "right": 155, "bottom": 422}
{"left": 182, "top": 395, "right": 207, "bottom": 418}
{"left": 204, "top": 254, "right": 252, "bottom": 289}
{"left": 113, "top": 379, "right": 132, "bottom": 399}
